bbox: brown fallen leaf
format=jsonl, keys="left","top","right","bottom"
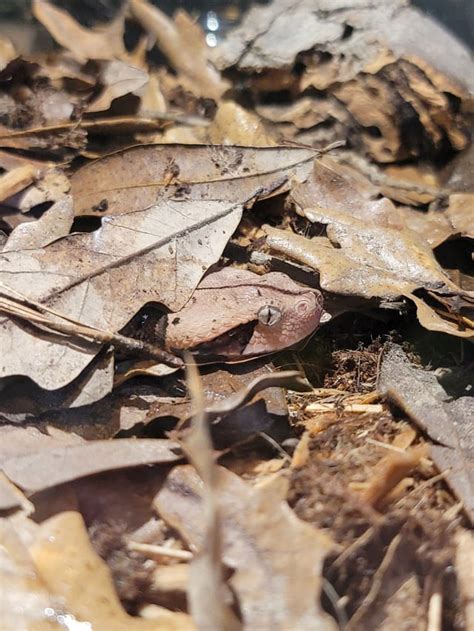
{"left": 379, "top": 344, "right": 474, "bottom": 523}
{"left": 206, "top": 101, "right": 277, "bottom": 146}
{"left": 70, "top": 143, "right": 315, "bottom": 216}
{"left": 0, "top": 195, "right": 243, "bottom": 390}
{"left": 3, "top": 195, "right": 74, "bottom": 252}
{"left": 4, "top": 168, "right": 70, "bottom": 213}
{"left": 263, "top": 158, "right": 473, "bottom": 337}
{"left": 29, "top": 511, "right": 190, "bottom": 630}
{"left": 155, "top": 464, "right": 336, "bottom": 630}
{"left": 130, "top": 0, "right": 229, "bottom": 100}
{"left": 32, "top": 0, "right": 127, "bottom": 63}
{"left": 1, "top": 437, "right": 181, "bottom": 499}
{"left": 87, "top": 60, "right": 149, "bottom": 113}
{"left": 0, "top": 164, "right": 38, "bottom": 202}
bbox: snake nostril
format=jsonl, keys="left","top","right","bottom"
{"left": 258, "top": 305, "right": 282, "bottom": 326}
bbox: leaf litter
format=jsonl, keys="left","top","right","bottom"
{"left": 0, "top": 0, "right": 473, "bottom": 629}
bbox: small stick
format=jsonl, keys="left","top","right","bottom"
{"left": 128, "top": 541, "right": 193, "bottom": 561}
{"left": 0, "top": 291, "right": 182, "bottom": 368}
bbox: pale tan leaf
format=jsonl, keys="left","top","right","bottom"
{"left": 6, "top": 169, "right": 70, "bottom": 214}
{"left": 32, "top": 0, "right": 126, "bottom": 62}
{"left": 262, "top": 158, "right": 464, "bottom": 300}
{"left": 206, "top": 102, "right": 277, "bottom": 146}
{"left": 0, "top": 518, "right": 58, "bottom": 630}
{"left": 155, "top": 465, "right": 336, "bottom": 630}
{"left": 455, "top": 530, "right": 474, "bottom": 630}
{"left": 30, "top": 511, "right": 183, "bottom": 630}
{"left": 410, "top": 294, "right": 474, "bottom": 340}
{"left": 87, "top": 61, "right": 149, "bottom": 113}
{"left": 3, "top": 195, "right": 73, "bottom": 252}
{"left": 130, "top": 0, "right": 229, "bottom": 100}
{"left": 0, "top": 36, "right": 16, "bottom": 71}
{"left": 0, "top": 165, "right": 38, "bottom": 203}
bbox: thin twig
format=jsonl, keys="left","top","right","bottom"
{"left": 0, "top": 290, "right": 182, "bottom": 368}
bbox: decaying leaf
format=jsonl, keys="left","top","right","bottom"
{"left": 264, "top": 157, "right": 473, "bottom": 338}
{"left": 70, "top": 144, "right": 315, "bottom": 216}
{"left": 29, "top": 511, "right": 189, "bottom": 630}
{"left": 155, "top": 465, "right": 336, "bottom": 630}
{"left": 32, "top": 0, "right": 127, "bottom": 62}
{"left": 4, "top": 168, "right": 70, "bottom": 214}
{"left": 1, "top": 437, "right": 181, "bottom": 500}
{"left": 0, "top": 195, "right": 243, "bottom": 390}
{"left": 87, "top": 60, "right": 149, "bottom": 113}
{"left": 130, "top": 0, "right": 229, "bottom": 100}
{"left": 0, "top": 165, "right": 38, "bottom": 202}
{"left": 3, "top": 195, "right": 73, "bottom": 252}
{"left": 379, "top": 344, "right": 474, "bottom": 523}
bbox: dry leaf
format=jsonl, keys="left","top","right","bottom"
{"left": 0, "top": 517, "right": 58, "bottom": 630}
{"left": 71, "top": 143, "right": 315, "bottom": 216}
{"left": 87, "top": 60, "right": 149, "bottom": 113}
{"left": 3, "top": 195, "right": 74, "bottom": 252}
{"left": 206, "top": 102, "right": 277, "bottom": 146}
{"left": 264, "top": 158, "right": 472, "bottom": 337}
{"left": 30, "top": 511, "right": 186, "bottom": 630}
{"left": 213, "top": 0, "right": 343, "bottom": 71}
{"left": 379, "top": 344, "right": 474, "bottom": 523}
{"left": 0, "top": 36, "right": 16, "bottom": 72}
{"left": 0, "top": 197, "right": 243, "bottom": 390}
{"left": 455, "top": 530, "right": 474, "bottom": 631}
{"left": 1, "top": 438, "right": 181, "bottom": 497}
{"left": 5, "top": 168, "right": 70, "bottom": 213}
{"left": 32, "top": 0, "right": 127, "bottom": 62}
{"left": 155, "top": 465, "right": 336, "bottom": 630}
{"left": 130, "top": 0, "right": 229, "bottom": 100}
{"left": 0, "top": 165, "right": 38, "bottom": 202}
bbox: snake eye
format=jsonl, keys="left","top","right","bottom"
{"left": 258, "top": 305, "right": 282, "bottom": 326}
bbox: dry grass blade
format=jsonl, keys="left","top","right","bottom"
{"left": 182, "top": 355, "right": 241, "bottom": 630}
{"left": 0, "top": 286, "right": 183, "bottom": 368}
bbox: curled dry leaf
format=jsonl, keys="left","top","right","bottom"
{"left": 4, "top": 169, "right": 70, "bottom": 214}
{"left": 130, "top": 0, "right": 229, "bottom": 100}
{"left": 87, "top": 60, "right": 149, "bottom": 113}
{"left": 32, "top": 0, "right": 127, "bottom": 62}
{"left": 264, "top": 157, "right": 472, "bottom": 337}
{"left": 0, "top": 164, "right": 38, "bottom": 202}
{"left": 70, "top": 143, "right": 315, "bottom": 216}
{"left": 3, "top": 195, "right": 74, "bottom": 252}
{"left": 0, "top": 196, "right": 243, "bottom": 390}
{"left": 155, "top": 465, "right": 336, "bottom": 630}
{"left": 379, "top": 344, "right": 474, "bottom": 523}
